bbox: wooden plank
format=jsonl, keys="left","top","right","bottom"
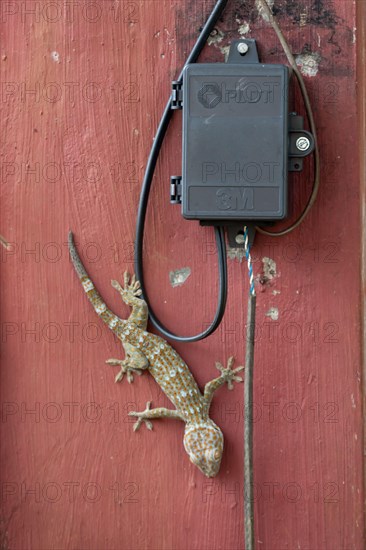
{"left": 357, "top": 0, "right": 366, "bottom": 530}
{"left": 0, "top": 1, "right": 364, "bottom": 549}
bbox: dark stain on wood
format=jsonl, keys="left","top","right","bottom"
{"left": 272, "top": 0, "right": 339, "bottom": 29}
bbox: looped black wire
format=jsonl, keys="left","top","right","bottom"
{"left": 134, "top": 0, "right": 229, "bottom": 342}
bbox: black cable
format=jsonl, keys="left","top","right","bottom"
{"left": 135, "top": 0, "right": 229, "bottom": 343}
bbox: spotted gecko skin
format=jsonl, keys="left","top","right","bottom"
{"left": 68, "top": 232, "right": 243, "bottom": 477}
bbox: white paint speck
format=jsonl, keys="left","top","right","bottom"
{"left": 352, "top": 27, "right": 357, "bottom": 44}
{"left": 272, "top": 290, "right": 281, "bottom": 296}
{"left": 296, "top": 53, "right": 321, "bottom": 77}
{"left": 265, "top": 307, "right": 279, "bottom": 321}
{"left": 51, "top": 51, "right": 60, "bottom": 63}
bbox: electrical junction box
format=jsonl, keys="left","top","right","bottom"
{"left": 170, "top": 40, "right": 314, "bottom": 241}
{"left": 182, "top": 62, "right": 289, "bottom": 221}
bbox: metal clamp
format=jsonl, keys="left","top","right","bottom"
{"left": 170, "top": 176, "right": 182, "bottom": 204}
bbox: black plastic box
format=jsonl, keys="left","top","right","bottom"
{"left": 181, "top": 63, "right": 289, "bottom": 221}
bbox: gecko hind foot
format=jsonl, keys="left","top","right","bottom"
{"left": 128, "top": 401, "right": 154, "bottom": 432}
{"left": 215, "top": 356, "right": 244, "bottom": 390}
{"left": 106, "top": 358, "right": 142, "bottom": 384}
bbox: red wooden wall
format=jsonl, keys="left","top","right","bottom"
{"left": 0, "top": 1, "right": 364, "bottom": 549}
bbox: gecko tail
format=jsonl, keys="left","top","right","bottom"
{"left": 68, "top": 230, "right": 122, "bottom": 327}
{"left": 68, "top": 231, "right": 88, "bottom": 279}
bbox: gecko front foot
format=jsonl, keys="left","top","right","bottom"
{"left": 106, "top": 358, "right": 142, "bottom": 384}
{"left": 128, "top": 401, "right": 153, "bottom": 432}
{"left": 111, "top": 272, "right": 142, "bottom": 305}
{"left": 215, "top": 357, "right": 244, "bottom": 390}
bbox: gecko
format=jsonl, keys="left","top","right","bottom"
{"left": 68, "top": 231, "right": 244, "bottom": 477}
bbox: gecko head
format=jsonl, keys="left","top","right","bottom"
{"left": 183, "top": 421, "right": 224, "bottom": 478}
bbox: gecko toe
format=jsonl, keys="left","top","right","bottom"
{"left": 115, "top": 371, "right": 125, "bottom": 383}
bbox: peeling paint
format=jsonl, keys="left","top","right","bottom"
{"left": 296, "top": 52, "right": 321, "bottom": 77}
{"left": 262, "top": 257, "right": 277, "bottom": 281}
{"left": 299, "top": 11, "right": 308, "bottom": 27}
{"left": 256, "top": 0, "right": 274, "bottom": 22}
{"left": 207, "top": 28, "right": 224, "bottom": 46}
{"left": 169, "top": 268, "right": 191, "bottom": 288}
{"left": 265, "top": 307, "right": 279, "bottom": 321}
{"left": 272, "top": 290, "right": 281, "bottom": 296}
{"left": 227, "top": 247, "right": 246, "bottom": 262}
{"left": 219, "top": 45, "right": 230, "bottom": 61}
{"left": 238, "top": 21, "right": 250, "bottom": 36}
